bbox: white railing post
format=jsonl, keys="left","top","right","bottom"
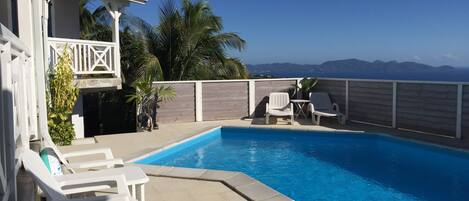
{"left": 248, "top": 80, "right": 256, "bottom": 117}
{"left": 345, "top": 80, "right": 349, "bottom": 119}
{"left": 18, "top": 51, "right": 31, "bottom": 147}
{"left": 392, "top": 82, "right": 397, "bottom": 128}
{"left": 195, "top": 81, "right": 203, "bottom": 122}
{"left": 456, "top": 84, "right": 463, "bottom": 139}
{"left": 26, "top": 55, "right": 38, "bottom": 139}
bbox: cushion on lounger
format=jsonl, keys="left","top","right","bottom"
{"left": 40, "top": 147, "right": 63, "bottom": 176}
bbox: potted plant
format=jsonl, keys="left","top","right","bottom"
{"left": 294, "top": 77, "right": 318, "bottom": 99}
{"left": 127, "top": 75, "right": 176, "bottom": 131}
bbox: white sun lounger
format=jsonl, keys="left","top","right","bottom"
{"left": 41, "top": 134, "right": 149, "bottom": 201}
{"left": 20, "top": 148, "right": 136, "bottom": 201}
{"left": 309, "top": 92, "right": 345, "bottom": 125}
{"left": 42, "top": 134, "right": 123, "bottom": 171}
{"left": 266, "top": 92, "right": 294, "bottom": 125}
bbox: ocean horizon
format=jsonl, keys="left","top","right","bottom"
{"left": 255, "top": 69, "right": 469, "bottom": 82}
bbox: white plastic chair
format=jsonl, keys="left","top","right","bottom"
{"left": 20, "top": 148, "right": 136, "bottom": 201}
{"left": 309, "top": 92, "right": 345, "bottom": 125}
{"left": 265, "top": 92, "right": 294, "bottom": 125}
{"left": 42, "top": 134, "right": 148, "bottom": 201}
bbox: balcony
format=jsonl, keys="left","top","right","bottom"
{"left": 48, "top": 37, "right": 122, "bottom": 90}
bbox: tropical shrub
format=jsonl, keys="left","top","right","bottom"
{"left": 126, "top": 75, "right": 176, "bottom": 131}
{"left": 47, "top": 46, "right": 79, "bottom": 145}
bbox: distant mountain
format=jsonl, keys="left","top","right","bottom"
{"left": 247, "top": 59, "right": 458, "bottom": 76}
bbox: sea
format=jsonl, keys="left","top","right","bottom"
{"left": 264, "top": 69, "right": 469, "bottom": 82}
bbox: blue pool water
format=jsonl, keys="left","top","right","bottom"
{"left": 137, "top": 127, "right": 469, "bottom": 201}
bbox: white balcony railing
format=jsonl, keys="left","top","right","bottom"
{"left": 1, "top": 23, "right": 36, "bottom": 201}
{"left": 48, "top": 37, "right": 120, "bottom": 78}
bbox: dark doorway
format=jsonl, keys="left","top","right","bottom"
{"left": 83, "top": 87, "right": 136, "bottom": 137}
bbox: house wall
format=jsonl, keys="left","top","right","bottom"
{"left": 51, "top": 0, "right": 80, "bottom": 39}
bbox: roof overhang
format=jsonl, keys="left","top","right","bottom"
{"left": 128, "top": 0, "right": 147, "bottom": 4}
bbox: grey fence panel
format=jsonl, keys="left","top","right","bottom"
{"left": 397, "top": 83, "right": 458, "bottom": 137}
{"left": 314, "top": 79, "right": 346, "bottom": 114}
{"left": 203, "top": 82, "right": 249, "bottom": 120}
{"left": 348, "top": 81, "right": 393, "bottom": 126}
{"left": 254, "top": 80, "right": 296, "bottom": 117}
{"left": 156, "top": 83, "right": 196, "bottom": 123}
{"left": 463, "top": 85, "right": 469, "bottom": 138}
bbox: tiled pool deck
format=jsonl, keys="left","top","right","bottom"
{"left": 60, "top": 118, "right": 469, "bottom": 201}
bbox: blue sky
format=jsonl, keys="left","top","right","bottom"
{"left": 125, "top": 0, "right": 469, "bottom": 66}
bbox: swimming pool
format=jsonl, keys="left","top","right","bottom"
{"left": 137, "top": 127, "right": 469, "bottom": 201}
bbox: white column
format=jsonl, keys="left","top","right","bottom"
{"left": 72, "top": 94, "right": 85, "bottom": 139}
{"left": 248, "top": 80, "right": 255, "bottom": 117}
{"left": 111, "top": 10, "right": 121, "bottom": 78}
{"left": 32, "top": 0, "right": 50, "bottom": 141}
{"left": 195, "top": 82, "right": 203, "bottom": 122}
{"left": 104, "top": 0, "right": 126, "bottom": 79}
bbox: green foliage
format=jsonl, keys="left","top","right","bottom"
{"left": 120, "top": 29, "right": 163, "bottom": 85}
{"left": 295, "top": 77, "right": 318, "bottom": 99}
{"left": 126, "top": 75, "right": 176, "bottom": 113}
{"left": 130, "top": 0, "right": 248, "bottom": 80}
{"left": 126, "top": 75, "right": 176, "bottom": 130}
{"left": 47, "top": 46, "right": 79, "bottom": 145}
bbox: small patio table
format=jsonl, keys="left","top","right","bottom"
{"left": 291, "top": 99, "right": 310, "bottom": 119}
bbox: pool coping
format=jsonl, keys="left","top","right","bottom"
{"left": 129, "top": 164, "right": 293, "bottom": 201}
{"left": 126, "top": 126, "right": 223, "bottom": 163}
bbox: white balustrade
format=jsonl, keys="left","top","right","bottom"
{"left": 48, "top": 37, "right": 119, "bottom": 77}
{"left": 1, "top": 23, "right": 36, "bottom": 201}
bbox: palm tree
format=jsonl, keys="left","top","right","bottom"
{"left": 132, "top": 0, "right": 248, "bottom": 81}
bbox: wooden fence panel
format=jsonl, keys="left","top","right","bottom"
{"left": 254, "top": 80, "right": 296, "bottom": 117}
{"left": 462, "top": 85, "right": 469, "bottom": 138}
{"left": 156, "top": 83, "right": 195, "bottom": 123}
{"left": 349, "top": 81, "right": 393, "bottom": 126}
{"left": 397, "top": 83, "right": 457, "bottom": 137}
{"left": 203, "top": 82, "right": 249, "bottom": 120}
{"left": 314, "top": 79, "right": 346, "bottom": 114}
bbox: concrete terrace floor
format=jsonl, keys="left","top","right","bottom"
{"left": 60, "top": 117, "right": 469, "bottom": 201}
